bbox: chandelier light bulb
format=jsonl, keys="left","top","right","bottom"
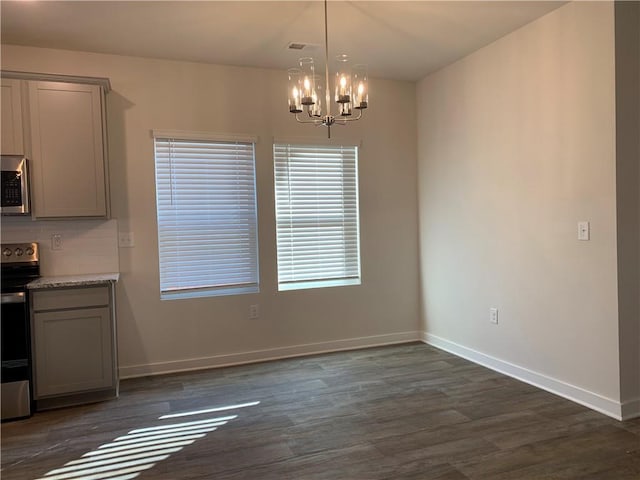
{"left": 288, "top": 68, "right": 303, "bottom": 113}
{"left": 311, "top": 74, "right": 323, "bottom": 117}
{"left": 353, "top": 64, "right": 368, "bottom": 110}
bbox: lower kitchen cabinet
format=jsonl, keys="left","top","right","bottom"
{"left": 30, "top": 284, "right": 118, "bottom": 409}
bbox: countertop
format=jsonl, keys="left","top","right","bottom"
{"left": 27, "top": 273, "right": 120, "bottom": 289}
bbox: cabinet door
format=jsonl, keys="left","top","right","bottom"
{"left": 1, "top": 79, "right": 24, "bottom": 155}
{"left": 28, "top": 81, "right": 107, "bottom": 218}
{"left": 33, "top": 306, "right": 114, "bottom": 398}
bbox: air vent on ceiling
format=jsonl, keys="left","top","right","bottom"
{"left": 286, "top": 42, "right": 320, "bottom": 51}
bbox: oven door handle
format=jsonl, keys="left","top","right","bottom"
{"left": 1, "top": 292, "right": 26, "bottom": 304}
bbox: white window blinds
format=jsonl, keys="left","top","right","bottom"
{"left": 274, "top": 142, "right": 361, "bottom": 291}
{"left": 154, "top": 134, "right": 259, "bottom": 299}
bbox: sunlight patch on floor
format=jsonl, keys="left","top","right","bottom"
{"left": 159, "top": 400, "right": 261, "bottom": 419}
{"left": 34, "top": 401, "right": 261, "bottom": 480}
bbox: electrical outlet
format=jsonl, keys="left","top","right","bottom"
{"left": 578, "top": 221, "right": 590, "bottom": 241}
{"left": 490, "top": 307, "right": 499, "bottom": 324}
{"left": 51, "top": 234, "right": 63, "bottom": 251}
{"left": 118, "top": 232, "right": 135, "bottom": 248}
{"left": 249, "top": 304, "right": 259, "bottom": 320}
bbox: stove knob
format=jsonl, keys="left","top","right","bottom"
{"left": 3, "top": 248, "right": 12, "bottom": 257}
{"left": 26, "top": 247, "right": 34, "bottom": 256}
{"left": 14, "top": 248, "right": 23, "bottom": 256}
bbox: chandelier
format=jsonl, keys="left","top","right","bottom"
{"left": 287, "top": 0, "right": 368, "bottom": 138}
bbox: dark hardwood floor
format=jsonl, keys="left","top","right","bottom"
{"left": 2, "top": 343, "right": 639, "bottom": 479}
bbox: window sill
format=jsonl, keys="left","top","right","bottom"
{"left": 161, "top": 285, "right": 259, "bottom": 300}
{"left": 278, "top": 278, "right": 360, "bottom": 292}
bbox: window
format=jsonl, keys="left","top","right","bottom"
{"left": 274, "top": 142, "right": 361, "bottom": 291}
{"left": 154, "top": 131, "right": 259, "bottom": 299}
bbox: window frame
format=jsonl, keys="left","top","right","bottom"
{"left": 273, "top": 140, "right": 362, "bottom": 292}
{"left": 153, "top": 130, "right": 260, "bottom": 300}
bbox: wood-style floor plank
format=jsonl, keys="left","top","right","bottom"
{"left": 1, "top": 343, "right": 638, "bottom": 479}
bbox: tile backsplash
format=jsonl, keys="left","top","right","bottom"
{"left": 1, "top": 217, "right": 119, "bottom": 276}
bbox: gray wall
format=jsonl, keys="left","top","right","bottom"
{"left": 615, "top": 0, "right": 640, "bottom": 415}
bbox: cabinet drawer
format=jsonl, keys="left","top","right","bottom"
{"left": 32, "top": 286, "right": 110, "bottom": 311}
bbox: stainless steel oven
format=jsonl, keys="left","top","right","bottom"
{"left": 1, "top": 243, "right": 39, "bottom": 421}
{"left": 1, "top": 156, "right": 30, "bottom": 215}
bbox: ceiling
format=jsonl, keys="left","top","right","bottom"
{"left": 1, "top": 1, "right": 565, "bottom": 81}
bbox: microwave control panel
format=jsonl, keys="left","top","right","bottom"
{"left": 1, "top": 171, "right": 24, "bottom": 207}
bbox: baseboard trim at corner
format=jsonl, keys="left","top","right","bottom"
{"left": 621, "top": 398, "right": 640, "bottom": 420}
{"left": 422, "top": 332, "right": 625, "bottom": 421}
{"left": 119, "top": 331, "right": 422, "bottom": 379}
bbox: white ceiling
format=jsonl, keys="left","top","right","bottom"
{"left": 1, "top": 1, "right": 565, "bottom": 81}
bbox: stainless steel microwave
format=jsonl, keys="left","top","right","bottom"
{"left": 1, "top": 156, "right": 30, "bottom": 216}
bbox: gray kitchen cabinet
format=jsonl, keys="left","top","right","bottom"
{"left": 0, "top": 78, "right": 24, "bottom": 155}
{"left": 28, "top": 80, "right": 110, "bottom": 218}
{"left": 30, "top": 284, "right": 118, "bottom": 409}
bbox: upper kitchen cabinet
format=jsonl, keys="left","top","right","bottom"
{"left": 28, "top": 80, "right": 110, "bottom": 218}
{"left": 1, "top": 78, "right": 25, "bottom": 155}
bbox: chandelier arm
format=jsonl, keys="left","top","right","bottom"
{"left": 294, "top": 113, "right": 323, "bottom": 125}
{"left": 306, "top": 110, "right": 322, "bottom": 120}
{"left": 343, "top": 110, "right": 364, "bottom": 122}
{"left": 332, "top": 110, "right": 364, "bottom": 125}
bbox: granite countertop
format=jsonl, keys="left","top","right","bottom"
{"left": 27, "top": 273, "right": 120, "bottom": 289}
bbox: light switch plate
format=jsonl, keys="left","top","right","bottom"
{"left": 118, "top": 232, "right": 135, "bottom": 248}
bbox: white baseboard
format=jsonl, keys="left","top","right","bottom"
{"left": 118, "top": 329, "right": 636, "bottom": 422}
{"left": 621, "top": 397, "right": 640, "bottom": 420}
{"left": 422, "top": 332, "right": 627, "bottom": 421}
{"left": 119, "top": 331, "right": 422, "bottom": 379}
